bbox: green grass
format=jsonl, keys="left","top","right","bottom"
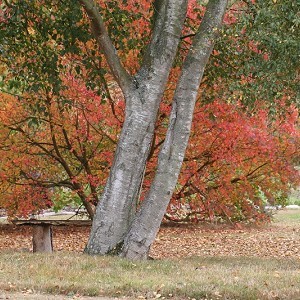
{"left": 0, "top": 218, "right": 7, "bottom": 224}
{"left": 273, "top": 209, "right": 300, "bottom": 224}
{"left": 0, "top": 252, "right": 300, "bottom": 299}
{"left": 287, "top": 188, "right": 300, "bottom": 206}
{"left": 287, "top": 196, "right": 300, "bottom": 207}
{"left": 1, "top": 209, "right": 300, "bottom": 299}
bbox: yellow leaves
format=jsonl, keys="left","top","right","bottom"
{"left": 21, "top": 288, "right": 34, "bottom": 294}
{"left": 0, "top": 63, "right": 7, "bottom": 74}
{"left": 27, "top": 27, "right": 36, "bottom": 35}
{"left": 153, "top": 291, "right": 162, "bottom": 298}
{"left": 85, "top": 40, "right": 95, "bottom": 50}
{"left": 273, "top": 271, "right": 281, "bottom": 278}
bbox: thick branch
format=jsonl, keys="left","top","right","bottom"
{"left": 139, "top": 0, "right": 188, "bottom": 73}
{"left": 78, "top": 0, "right": 132, "bottom": 96}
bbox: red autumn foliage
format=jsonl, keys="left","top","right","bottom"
{"left": 0, "top": 77, "right": 299, "bottom": 222}
{"left": 0, "top": 74, "right": 122, "bottom": 218}
{"left": 165, "top": 101, "right": 299, "bottom": 223}
{"left": 0, "top": 0, "right": 298, "bottom": 223}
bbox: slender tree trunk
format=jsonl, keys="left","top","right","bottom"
{"left": 84, "top": 0, "right": 188, "bottom": 254}
{"left": 121, "top": 0, "right": 228, "bottom": 260}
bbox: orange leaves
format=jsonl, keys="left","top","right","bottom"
{"left": 1, "top": 185, "right": 52, "bottom": 219}
{"left": 165, "top": 99, "right": 299, "bottom": 223}
{"left": 0, "top": 66, "right": 119, "bottom": 217}
{"left": 0, "top": 93, "right": 21, "bottom": 125}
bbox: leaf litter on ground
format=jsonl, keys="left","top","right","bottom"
{"left": 0, "top": 209, "right": 299, "bottom": 259}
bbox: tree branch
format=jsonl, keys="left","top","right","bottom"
{"left": 78, "top": 0, "right": 132, "bottom": 96}
{"left": 139, "top": 0, "right": 188, "bottom": 72}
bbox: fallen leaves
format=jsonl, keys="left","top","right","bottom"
{"left": 149, "top": 221, "right": 300, "bottom": 259}
{"left": 0, "top": 214, "right": 299, "bottom": 260}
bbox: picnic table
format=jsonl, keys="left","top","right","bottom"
{"left": 12, "top": 219, "right": 92, "bottom": 253}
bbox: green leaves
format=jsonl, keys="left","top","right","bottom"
{"left": 0, "top": 0, "right": 89, "bottom": 95}
{"left": 201, "top": 0, "right": 300, "bottom": 107}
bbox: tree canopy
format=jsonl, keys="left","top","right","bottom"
{"left": 0, "top": 0, "right": 299, "bottom": 259}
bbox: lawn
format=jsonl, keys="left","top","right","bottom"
{"left": 0, "top": 209, "right": 299, "bottom": 300}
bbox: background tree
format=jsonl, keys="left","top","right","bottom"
{"left": 164, "top": 100, "right": 299, "bottom": 223}
{"left": 0, "top": 76, "right": 121, "bottom": 218}
{"left": 202, "top": 0, "right": 300, "bottom": 106}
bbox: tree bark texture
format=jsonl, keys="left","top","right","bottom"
{"left": 84, "top": 0, "right": 188, "bottom": 255}
{"left": 80, "top": 0, "right": 228, "bottom": 258}
{"left": 121, "top": 0, "right": 228, "bottom": 260}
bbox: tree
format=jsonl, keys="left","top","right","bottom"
{"left": 1, "top": 81, "right": 298, "bottom": 224}
{"left": 164, "top": 100, "right": 299, "bottom": 223}
{"left": 77, "top": 0, "right": 228, "bottom": 259}
{"left": 0, "top": 0, "right": 298, "bottom": 260}
{"left": 0, "top": 0, "right": 228, "bottom": 259}
{"left": 0, "top": 78, "right": 120, "bottom": 219}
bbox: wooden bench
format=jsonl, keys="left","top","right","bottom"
{"left": 12, "top": 219, "right": 92, "bottom": 253}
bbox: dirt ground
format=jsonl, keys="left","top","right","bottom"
{"left": 0, "top": 291, "right": 129, "bottom": 300}
{"left": 0, "top": 210, "right": 299, "bottom": 259}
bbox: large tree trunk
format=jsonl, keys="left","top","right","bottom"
{"left": 121, "top": 0, "right": 228, "bottom": 260}
{"left": 85, "top": 95, "right": 159, "bottom": 254}
{"left": 84, "top": 0, "right": 188, "bottom": 254}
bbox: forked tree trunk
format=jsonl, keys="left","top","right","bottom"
{"left": 84, "top": 0, "right": 188, "bottom": 255}
{"left": 85, "top": 99, "right": 160, "bottom": 254}
{"left": 121, "top": 0, "right": 228, "bottom": 260}
{"left": 82, "top": 0, "right": 227, "bottom": 258}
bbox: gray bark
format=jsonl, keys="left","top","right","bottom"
{"left": 84, "top": 0, "right": 188, "bottom": 255}
{"left": 121, "top": 0, "right": 228, "bottom": 260}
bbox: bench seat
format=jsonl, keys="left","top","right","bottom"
{"left": 12, "top": 219, "right": 92, "bottom": 253}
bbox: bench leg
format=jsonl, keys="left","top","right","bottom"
{"left": 32, "top": 225, "right": 53, "bottom": 253}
